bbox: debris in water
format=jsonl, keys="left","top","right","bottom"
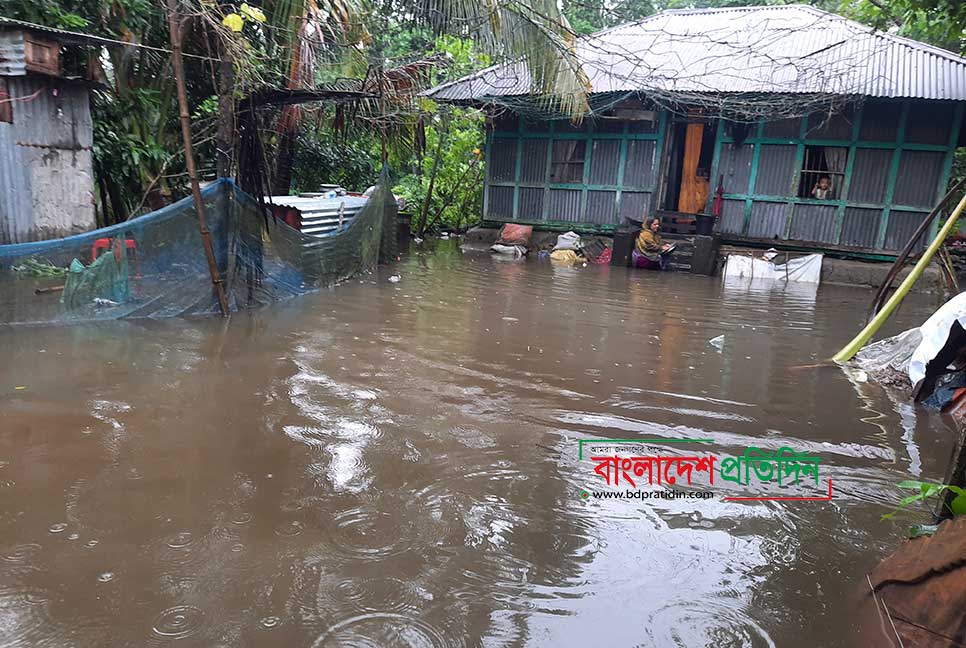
{"left": 708, "top": 335, "right": 725, "bottom": 351}
{"left": 388, "top": 275, "right": 401, "bottom": 283}
{"left": 93, "top": 298, "right": 119, "bottom": 307}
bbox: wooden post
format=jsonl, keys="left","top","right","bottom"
{"left": 166, "top": 0, "right": 230, "bottom": 317}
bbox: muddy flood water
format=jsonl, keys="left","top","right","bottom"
{"left": 0, "top": 240, "right": 959, "bottom": 647}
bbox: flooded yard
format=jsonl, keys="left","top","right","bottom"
{"left": 0, "top": 241, "right": 957, "bottom": 647}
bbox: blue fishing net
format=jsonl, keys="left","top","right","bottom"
{"left": 0, "top": 169, "right": 397, "bottom": 326}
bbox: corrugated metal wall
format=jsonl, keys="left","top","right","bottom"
{"left": 488, "top": 139, "right": 516, "bottom": 182}
{"left": 482, "top": 100, "right": 957, "bottom": 251}
{"left": 620, "top": 192, "right": 651, "bottom": 221}
{"left": 519, "top": 140, "right": 547, "bottom": 183}
{"left": 788, "top": 204, "right": 837, "bottom": 241}
{"left": 755, "top": 145, "right": 796, "bottom": 195}
{"left": 719, "top": 199, "right": 746, "bottom": 234}
{"left": 624, "top": 140, "right": 656, "bottom": 188}
{"left": 905, "top": 103, "right": 954, "bottom": 144}
{"left": 1, "top": 75, "right": 96, "bottom": 244}
{"left": 488, "top": 186, "right": 514, "bottom": 219}
{"left": 841, "top": 208, "right": 880, "bottom": 248}
{"left": 806, "top": 109, "right": 855, "bottom": 140}
{"left": 746, "top": 202, "right": 788, "bottom": 239}
{"left": 763, "top": 118, "right": 800, "bottom": 138}
{"left": 859, "top": 103, "right": 899, "bottom": 141}
{"left": 894, "top": 151, "right": 944, "bottom": 207}
{"left": 0, "top": 103, "right": 27, "bottom": 245}
{"left": 586, "top": 190, "right": 617, "bottom": 223}
{"left": 849, "top": 149, "right": 892, "bottom": 204}
{"left": 0, "top": 30, "right": 27, "bottom": 76}
{"left": 589, "top": 140, "right": 620, "bottom": 184}
{"left": 719, "top": 144, "right": 753, "bottom": 194}
{"left": 885, "top": 211, "right": 929, "bottom": 250}
{"left": 548, "top": 189, "right": 582, "bottom": 222}
{"left": 518, "top": 187, "right": 544, "bottom": 220}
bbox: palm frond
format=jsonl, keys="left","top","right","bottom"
{"left": 412, "top": 0, "right": 590, "bottom": 116}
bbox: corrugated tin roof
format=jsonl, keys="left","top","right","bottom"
{"left": 268, "top": 195, "right": 369, "bottom": 211}
{"left": 426, "top": 5, "right": 966, "bottom": 103}
{"left": 0, "top": 17, "right": 117, "bottom": 47}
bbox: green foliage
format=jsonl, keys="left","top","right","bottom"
{"left": 383, "top": 35, "right": 486, "bottom": 234}
{"left": 882, "top": 479, "right": 966, "bottom": 521}
{"left": 837, "top": 0, "right": 966, "bottom": 55}
{"left": 291, "top": 131, "right": 378, "bottom": 192}
{"left": 394, "top": 106, "right": 485, "bottom": 234}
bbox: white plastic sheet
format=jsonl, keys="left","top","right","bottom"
{"left": 723, "top": 253, "right": 823, "bottom": 283}
{"left": 908, "top": 292, "right": 966, "bottom": 386}
{"left": 490, "top": 244, "right": 526, "bottom": 257}
{"left": 853, "top": 327, "right": 922, "bottom": 375}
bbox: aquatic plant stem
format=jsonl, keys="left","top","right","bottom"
{"left": 833, "top": 191, "right": 966, "bottom": 364}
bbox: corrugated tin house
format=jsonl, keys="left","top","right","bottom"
{"left": 0, "top": 19, "right": 97, "bottom": 244}
{"left": 425, "top": 5, "right": 966, "bottom": 255}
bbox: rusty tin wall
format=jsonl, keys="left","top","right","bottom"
{"left": 0, "top": 75, "right": 96, "bottom": 244}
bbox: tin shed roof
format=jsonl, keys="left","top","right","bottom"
{"left": 425, "top": 5, "right": 966, "bottom": 103}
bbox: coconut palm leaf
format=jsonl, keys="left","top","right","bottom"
{"left": 408, "top": 0, "right": 590, "bottom": 116}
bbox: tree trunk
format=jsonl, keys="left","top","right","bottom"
{"left": 271, "top": 113, "right": 297, "bottom": 195}
{"left": 216, "top": 40, "right": 235, "bottom": 178}
{"left": 418, "top": 114, "right": 449, "bottom": 236}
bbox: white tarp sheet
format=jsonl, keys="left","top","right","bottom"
{"left": 908, "top": 292, "right": 966, "bottom": 386}
{"left": 723, "top": 253, "right": 823, "bottom": 283}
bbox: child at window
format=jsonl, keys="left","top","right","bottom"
{"left": 811, "top": 175, "right": 833, "bottom": 199}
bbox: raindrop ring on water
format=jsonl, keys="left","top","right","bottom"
{"left": 259, "top": 616, "right": 281, "bottom": 629}
{"left": 152, "top": 605, "right": 205, "bottom": 640}
{"left": 328, "top": 508, "right": 413, "bottom": 559}
{"left": 312, "top": 613, "right": 450, "bottom": 648}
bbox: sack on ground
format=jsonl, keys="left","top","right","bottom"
{"left": 497, "top": 223, "right": 533, "bottom": 247}
{"left": 552, "top": 231, "right": 581, "bottom": 251}
{"left": 549, "top": 249, "right": 582, "bottom": 265}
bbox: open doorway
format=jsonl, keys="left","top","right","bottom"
{"left": 663, "top": 120, "right": 716, "bottom": 213}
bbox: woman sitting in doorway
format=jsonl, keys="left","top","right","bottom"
{"left": 633, "top": 217, "right": 675, "bottom": 270}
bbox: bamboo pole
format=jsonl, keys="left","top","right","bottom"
{"left": 166, "top": 0, "right": 231, "bottom": 318}
{"left": 832, "top": 191, "right": 966, "bottom": 364}
{"left": 866, "top": 176, "right": 966, "bottom": 323}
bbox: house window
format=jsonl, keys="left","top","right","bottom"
{"left": 550, "top": 140, "right": 586, "bottom": 183}
{"left": 798, "top": 146, "right": 847, "bottom": 200}
{"left": 0, "top": 80, "right": 11, "bottom": 124}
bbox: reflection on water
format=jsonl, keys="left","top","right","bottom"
{"left": 0, "top": 240, "right": 957, "bottom": 647}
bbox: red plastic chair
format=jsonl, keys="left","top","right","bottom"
{"left": 92, "top": 238, "right": 140, "bottom": 278}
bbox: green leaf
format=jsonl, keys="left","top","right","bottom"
{"left": 896, "top": 480, "right": 931, "bottom": 490}
{"left": 950, "top": 493, "right": 966, "bottom": 516}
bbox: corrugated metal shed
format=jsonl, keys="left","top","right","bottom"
{"left": 427, "top": 5, "right": 966, "bottom": 103}
{"left": 0, "top": 75, "right": 95, "bottom": 244}
{"left": 268, "top": 195, "right": 368, "bottom": 239}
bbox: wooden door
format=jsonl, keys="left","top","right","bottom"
{"left": 677, "top": 122, "right": 710, "bottom": 214}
